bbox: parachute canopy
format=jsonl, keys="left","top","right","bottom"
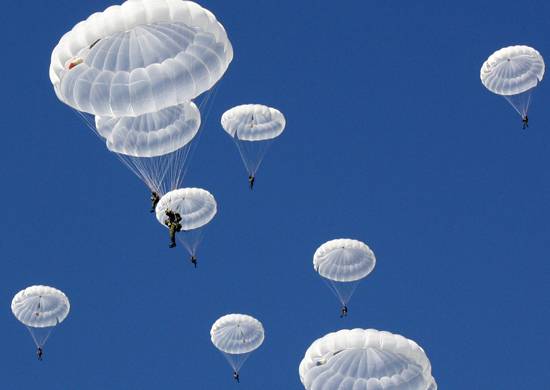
{"left": 221, "top": 104, "right": 286, "bottom": 179}
{"left": 95, "top": 102, "right": 200, "bottom": 157}
{"left": 155, "top": 187, "right": 217, "bottom": 231}
{"left": 481, "top": 45, "right": 544, "bottom": 96}
{"left": 481, "top": 45, "right": 545, "bottom": 118}
{"left": 211, "top": 314, "right": 265, "bottom": 374}
{"left": 314, "top": 239, "right": 376, "bottom": 283}
{"left": 95, "top": 102, "right": 201, "bottom": 194}
{"left": 221, "top": 104, "right": 286, "bottom": 142}
{"left": 299, "top": 329, "right": 436, "bottom": 390}
{"left": 50, "top": 0, "right": 233, "bottom": 117}
{"left": 11, "top": 285, "right": 70, "bottom": 328}
{"left": 211, "top": 314, "right": 265, "bottom": 355}
{"left": 314, "top": 238, "right": 375, "bottom": 309}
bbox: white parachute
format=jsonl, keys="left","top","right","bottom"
{"left": 480, "top": 45, "right": 545, "bottom": 119}
{"left": 221, "top": 104, "right": 286, "bottom": 186}
{"left": 11, "top": 286, "right": 70, "bottom": 353}
{"left": 211, "top": 314, "right": 265, "bottom": 377}
{"left": 50, "top": 0, "right": 233, "bottom": 195}
{"left": 299, "top": 329, "right": 436, "bottom": 390}
{"left": 50, "top": 0, "right": 233, "bottom": 117}
{"left": 313, "top": 239, "right": 376, "bottom": 315}
{"left": 95, "top": 102, "right": 201, "bottom": 194}
{"left": 155, "top": 187, "right": 217, "bottom": 261}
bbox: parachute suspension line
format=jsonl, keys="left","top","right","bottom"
{"left": 170, "top": 85, "right": 220, "bottom": 190}
{"left": 234, "top": 138, "right": 274, "bottom": 177}
{"left": 322, "top": 277, "right": 360, "bottom": 306}
{"left": 504, "top": 89, "right": 533, "bottom": 118}
{"left": 26, "top": 326, "right": 54, "bottom": 348}
{"left": 114, "top": 154, "right": 166, "bottom": 195}
{"left": 222, "top": 351, "right": 251, "bottom": 373}
{"left": 141, "top": 85, "right": 220, "bottom": 195}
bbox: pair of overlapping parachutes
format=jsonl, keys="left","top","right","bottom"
{"left": 481, "top": 45, "right": 545, "bottom": 124}
{"left": 50, "top": 0, "right": 285, "bottom": 196}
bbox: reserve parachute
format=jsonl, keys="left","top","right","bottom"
{"left": 11, "top": 285, "right": 70, "bottom": 359}
{"left": 299, "top": 329, "right": 437, "bottom": 390}
{"left": 221, "top": 104, "right": 285, "bottom": 188}
{"left": 155, "top": 187, "right": 217, "bottom": 265}
{"left": 50, "top": 0, "right": 233, "bottom": 194}
{"left": 481, "top": 45, "right": 544, "bottom": 123}
{"left": 313, "top": 239, "right": 376, "bottom": 316}
{"left": 211, "top": 314, "right": 265, "bottom": 380}
{"left": 95, "top": 102, "right": 200, "bottom": 194}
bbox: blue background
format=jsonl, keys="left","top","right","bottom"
{"left": 1, "top": 0, "right": 550, "bottom": 388}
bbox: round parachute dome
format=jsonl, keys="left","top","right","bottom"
{"left": 50, "top": 0, "right": 233, "bottom": 117}
{"left": 221, "top": 104, "right": 286, "bottom": 142}
{"left": 11, "top": 286, "right": 70, "bottom": 328}
{"left": 95, "top": 102, "right": 200, "bottom": 157}
{"left": 313, "top": 239, "right": 375, "bottom": 283}
{"left": 481, "top": 45, "right": 544, "bottom": 96}
{"left": 211, "top": 314, "right": 265, "bottom": 355}
{"left": 155, "top": 188, "right": 217, "bottom": 231}
{"left": 299, "top": 329, "right": 436, "bottom": 390}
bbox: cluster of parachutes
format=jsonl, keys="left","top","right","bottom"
{"left": 10, "top": 0, "right": 441, "bottom": 387}
{"left": 49, "top": 0, "right": 287, "bottom": 263}
{"left": 481, "top": 45, "right": 545, "bottom": 126}
{"left": 11, "top": 236, "right": 439, "bottom": 390}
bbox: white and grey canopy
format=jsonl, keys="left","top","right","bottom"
{"left": 95, "top": 102, "right": 200, "bottom": 158}
{"left": 299, "top": 329, "right": 436, "bottom": 390}
{"left": 211, "top": 314, "right": 265, "bottom": 373}
{"left": 221, "top": 104, "right": 286, "bottom": 142}
{"left": 50, "top": 0, "right": 233, "bottom": 117}
{"left": 314, "top": 239, "right": 376, "bottom": 283}
{"left": 155, "top": 188, "right": 217, "bottom": 256}
{"left": 313, "top": 239, "right": 375, "bottom": 308}
{"left": 221, "top": 104, "right": 286, "bottom": 178}
{"left": 12, "top": 285, "right": 70, "bottom": 348}
{"left": 481, "top": 45, "right": 544, "bottom": 117}
{"left": 155, "top": 187, "right": 217, "bottom": 231}
{"left": 12, "top": 286, "right": 70, "bottom": 328}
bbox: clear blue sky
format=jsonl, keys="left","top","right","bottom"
{"left": 1, "top": 0, "right": 550, "bottom": 389}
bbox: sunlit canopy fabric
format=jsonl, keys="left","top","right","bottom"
{"left": 221, "top": 104, "right": 286, "bottom": 141}
{"left": 95, "top": 102, "right": 200, "bottom": 157}
{"left": 314, "top": 239, "right": 376, "bottom": 283}
{"left": 481, "top": 45, "right": 544, "bottom": 96}
{"left": 50, "top": 0, "right": 233, "bottom": 117}
{"left": 299, "top": 329, "right": 436, "bottom": 390}
{"left": 11, "top": 286, "right": 70, "bottom": 328}
{"left": 155, "top": 187, "right": 217, "bottom": 231}
{"left": 210, "top": 314, "right": 265, "bottom": 355}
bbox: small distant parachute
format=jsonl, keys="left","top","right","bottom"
{"left": 221, "top": 104, "right": 286, "bottom": 188}
{"left": 11, "top": 286, "right": 70, "bottom": 359}
{"left": 155, "top": 187, "right": 217, "bottom": 264}
{"left": 313, "top": 239, "right": 375, "bottom": 316}
{"left": 299, "top": 328, "right": 436, "bottom": 390}
{"left": 211, "top": 314, "right": 265, "bottom": 379}
{"left": 95, "top": 102, "right": 201, "bottom": 194}
{"left": 481, "top": 45, "right": 544, "bottom": 122}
